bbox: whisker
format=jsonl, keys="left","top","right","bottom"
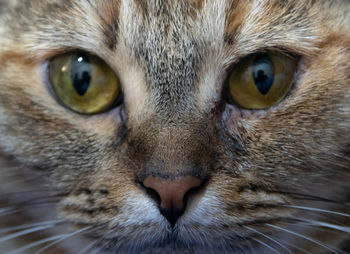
{"left": 0, "top": 199, "right": 61, "bottom": 217}
{"left": 76, "top": 239, "right": 99, "bottom": 254}
{"left": 35, "top": 225, "right": 93, "bottom": 254}
{"left": 90, "top": 229, "right": 118, "bottom": 254}
{"left": 295, "top": 219, "right": 350, "bottom": 234}
{"left": 272, "top": 191, "right": 340, "bottom": 204}
{"left": 0, "top": 189, "right": 58, "bottom": 199}
{"left": 250, "top": 236, "right": 281, "bottom": 254}
{"left": 282, "top": 205, "right": 350, "bottom": 218}
{"left": 244, "top": 226, "right": 293, "bottom": 254}
{"left": 241, "top": 239, "right": 256, "bottom": 254}
{"left": 281, "top": 220, "right": 342, "bottom": 236}
{"left": 266, "top": 223, "right": 342, "bottom": 254}
{"left": 0, "top": 224, "right": 56, "bottom": 244}
{"left": 0, "top": 219, "right": 64, "bottom": 234}
{"left": 0, "top": 175, "right": 48, "bottom": 186}
{"left": 237, "top": 242, "right": 250, "bottom": 254}
{"left": 90, "top": 237, "right": 111, "bottom": 254}
{"left": 0, "top": 208, "right": 22, "bottom": 217}
{"left": 90, "top": 245, "right": 103, "bottom": 254}
{"left": 7, "top": 234, "right": 67, "bottom": 254}
{"left": 0, "top": 202, "right": 58, "bottom": 217}
{"left": 0, "top": 207, "right": 18, "bottom": 215}
{"left": 278, "top": 239, "right": 313, "bottom": 254}
{"left": 238, "top": 247, "right": 249, "bottom": 254}
{"left": 248, "top": 240, "right": 257, "bottom": 254}
{"left": 8, "top": 195, "right": 63, "bottom": 207}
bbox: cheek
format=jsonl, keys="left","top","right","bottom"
{"left": 56, "top": 162, "right": 162, "bottom": 225}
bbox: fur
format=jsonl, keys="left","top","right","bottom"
{"left": 0, "top": 0, "right": 349, "bottom": 253}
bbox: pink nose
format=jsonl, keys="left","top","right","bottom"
{"left": 143, "top": 175, "right": 202, "bottom": 224}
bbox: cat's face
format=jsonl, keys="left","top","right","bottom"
{"left": 0, "top": 0, "right": 349, "bottom": 253}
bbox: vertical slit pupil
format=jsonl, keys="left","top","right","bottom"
{"left": 252, "top": 54, "right": 274, "bottom": 95}
{"left": 71, "top": 55, "right": 92, "bottom": 96}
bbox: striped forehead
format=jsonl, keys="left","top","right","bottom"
{"left": 116, "top": 0, "right": 228, "bottom": 118}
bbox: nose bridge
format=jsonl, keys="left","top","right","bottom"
{"left": 128, "top": 2, "right": 201, "bottom": 116}
{"left": 134, "top": 121, "right": 212, "bottom": 225}
{"left": 150, "top": 123, "right": 210, "bottom": 176}
{"left": 142, "top": 38, "right": 199, "bottom": 117}
{"left": 128, "top": 117, "right": 212, "bottom": 183}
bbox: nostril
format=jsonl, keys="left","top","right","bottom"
{"left": 142, "top": 175, "right": 203, "bottom": 225}
{"left": 143, "top": 183, "right": 161, "bottom": 206}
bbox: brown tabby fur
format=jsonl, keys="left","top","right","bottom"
{"left": 0, "top": 0, "right": 349, "bottom": 253}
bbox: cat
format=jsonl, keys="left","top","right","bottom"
{"left": 0, "top": 0, "right": 349, "bottom": 253}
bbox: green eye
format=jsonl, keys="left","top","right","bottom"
{"left": 49, "top": 52, "right": 121, "bottom": 114}
{"left": 228, "top": 53, "right": 297, "bottom": 109}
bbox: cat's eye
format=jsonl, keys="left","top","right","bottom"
{"left": 228, "top": 53, "right": 297, "bottom": 110}
{"left": 49, "top": 52, "right": 121, "bottom": 114}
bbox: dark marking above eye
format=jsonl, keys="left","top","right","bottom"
{"left": 252, "top": 55, "right": 274, "bottom": 95}
{"left": 249, "top": 183, "right": 258, "bottom": 192}
{"left": 71, "top": 55, "right": 91, "bottom": 96}
{"left": 100, "top": 189, "right": 110, "bottom": 195}
{"left": 236, "top": 205, "right": 244, "bottom": 210}
{"left": 342, "top": 144, "right": 350, "bottom": 156}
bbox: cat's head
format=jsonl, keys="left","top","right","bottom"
{"left": 0, "top": 0, "right": 349, "bottom": 253}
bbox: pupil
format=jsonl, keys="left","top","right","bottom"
{"left": 71, "top": 55, "right": 91, "bottom": 96}
{"left": 252, "top": 55, "right": 274, "bottom": 95}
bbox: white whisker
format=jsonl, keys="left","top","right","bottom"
{"left": 278, "top": 239, "right": 312, "bottom": 254}
{"left": 8, "top": 234, "right": 67, "bottom": 254}
{"left": 245, "top": 226, "right": 293, "bottom": 254}
{"left": 0, "top": 207, "right": 19, "bottom": 216}
{"left": 35, "top": 225, "right": 93, "bottom": 254}
{"left": 0, "top": 207, "right": 14, "bottom": 214}
{"left": 245, "top": 239, "right": 256, "bottom": 254}
{"left": 0, "top": 225, "right": 55, "bottom": 243}
{"left": 283, "top": 220, "right": 341, "bottom": 236}
{"left": 0, "top": 174, "right": 44, "bottom": 186}
{"left": 251, "top": 236, "right": 281, "bottom": 254}
{"left": 298, "top": 219, "right": 350, "bottom": 234}
{"left": 91, "top": 238, "right": 109, "bottom": 254}
{"left": 266, "top": 224, "right": 341, "bottom": 254}
{"left": 0, "top": 189, "right": 54, "bottom": 198}
{"left": 0, "top": 209, "right": 21, "bottom": 217}
{"left": 90, "top": 245, "right": 102, "bottom": 254}
{"left": 0, "top": 202, "right": 59, "bottom": 217}
{"left": 0, "top": 219, "right": 64, "bottom": 234}
{"left": 237, "top": 243, "right": 250, "bottom": 254}
{"left": 282, "top": 205, "right": 350, "bottom": 218}
{"left": 77, "top": 239, "right": 99, "bottom": 254}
